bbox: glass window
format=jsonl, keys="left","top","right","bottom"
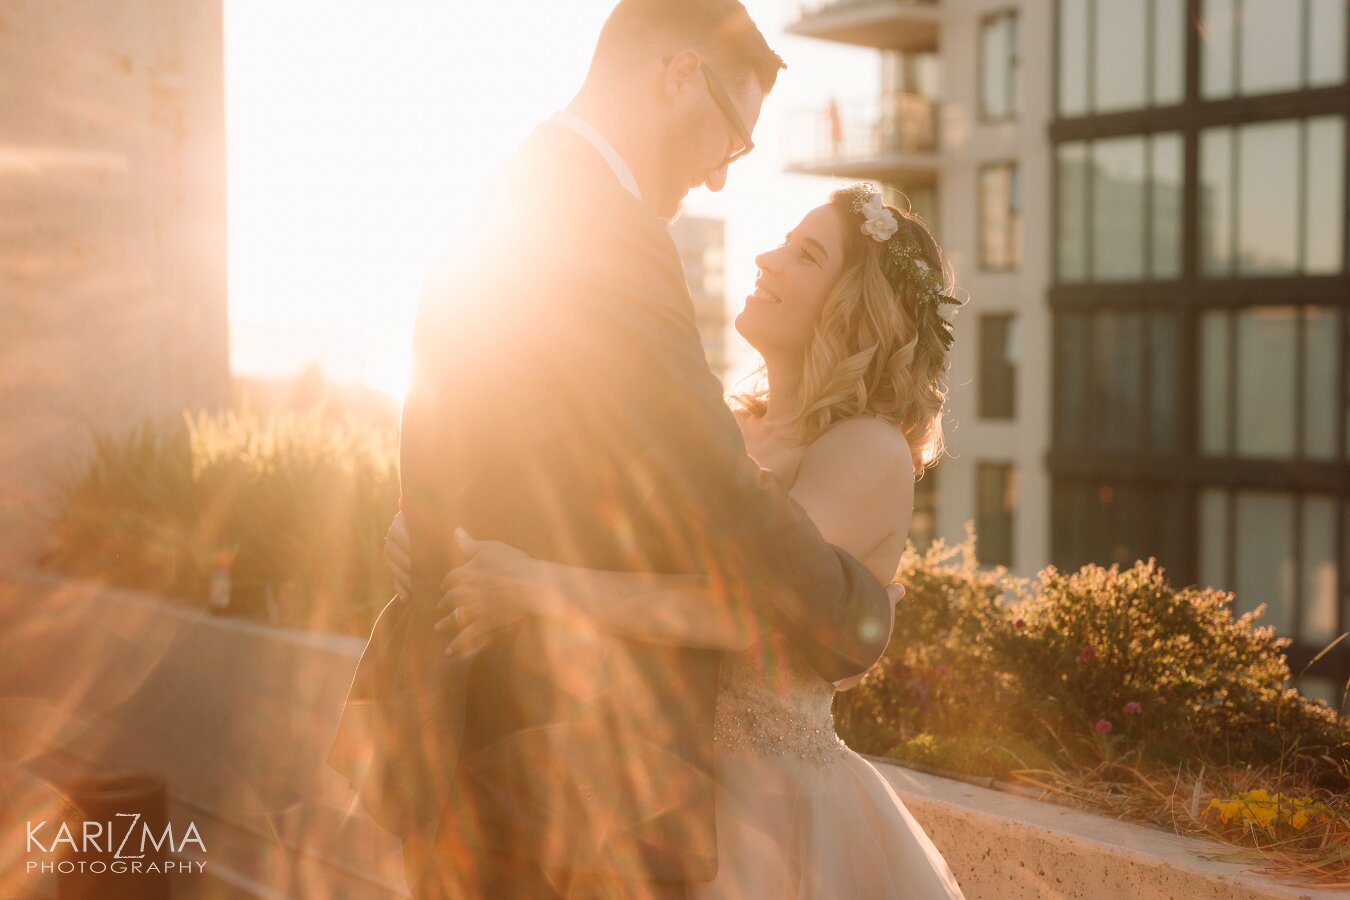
{"left": 1054, "top": 315, "right": 1090, "bottom": 448}
{"left": 1240, "top": 0, "right": 1302, "bottom": 96}
{"left": 1237, "top": 121, "right": 1300, "bottom": 275}
{"left": 1309, "top": 0, "right": 1348, "bottom": 87}
{"left": 1057, "top": 143, "right": 1089, "bottom": 281}
{"left": 1305, "top": 116, "right": 1346, "bottom": 275}
{"left": 1092, "top": 138, "right": 1147, "bottom": 281}
{"left": 1200, "top": 128, "right": 1234, "bottom": 276}
{"left": 1233, "top": 491, "right": 1295, "bottom": 635}
{"left": 1204, "top": 118, "right": 1345, "bottom": 278}
{"left": 1200, "top": 311, "right": 1231, "bottom": 455}
{"left": 979, "top": 314, "right": 1018, "bottom": 419}
{"left": 1235, "top": 307, "right": 1298, "bottom": 458}
{"left": 979, "top": 163, "right": 1021, "bottom": 270}
{"left": 1058, "top": 0, "right": 1089, "bottom": 117}
{"left": 1199, "top": 488, "right": 1230, "bottom": 591}
{"left": 1304, "top": 307, "right": 1340, "bottom": 460}
{"left": 976, "top": 463, "right": 1017, "bottom": 567}
{"left": 1153, "top": 0, "right": 1185, "bottom": 105}
{"left": 1203, "top": 0, "right": 1343, "bottom": 96}
{"left": 1150, "top": 312, "right": 1179, "bottom": 452}
{"left": 1092, "top": 313, "right": 1145, "bottom": 451}
{"left": 1150, "top": 134, "right": 1184, "bottom": 278}
{"left": 1094, "top": 2, "right": 1147, "bottom": 112}
{"left": 980, "top": 11, "right": 1019, "bottom": 121}
{"left": 1201, "top": 0, "right": 1236, "bottom": 99}
{"left": 1301, "top": 496, "right": 1339, "bottom": 645}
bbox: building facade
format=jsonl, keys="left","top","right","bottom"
{"left": 671, "top": 215, "right": 732, "bottom": 383}
{"left": 786, "top": 0, "right": 1348, "bottom": 692}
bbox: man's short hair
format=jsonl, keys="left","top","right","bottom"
{"left": 591, "top": 0, "right": 787, "bottom": 93}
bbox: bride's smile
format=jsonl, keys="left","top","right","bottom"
{"left": 736, "top": 203, "right": 848, "bottom": 357}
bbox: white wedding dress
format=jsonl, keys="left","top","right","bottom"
{"left": 688, "top": 632, "right": 966, "bottom": 899}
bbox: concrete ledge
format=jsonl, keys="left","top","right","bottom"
{"left": 872, "top": 759, "right": 1344, "bottom": 900}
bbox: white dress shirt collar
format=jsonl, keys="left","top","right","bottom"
{"left": 548, "top": 110, "right": 642, "bottom": 203}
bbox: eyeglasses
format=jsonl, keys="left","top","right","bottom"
{"left": 665, "top": 56, "right": 756, "bottom": 169}
{"left": 700, "top": 64, "right": 755, "bottom": 168}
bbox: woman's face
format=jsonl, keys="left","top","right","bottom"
{"left": 736, "top": 203, "right": 849, "bottom": 358}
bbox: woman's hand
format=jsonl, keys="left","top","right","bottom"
{"left": 436, "top": 529, "right": 566, "bottom": 658}
{"left": 384, "top": 512, "right": 412, "bottom": 599}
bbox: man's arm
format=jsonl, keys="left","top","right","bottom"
{"left": 568, "top": 222, "right": 892, "bottom": 682}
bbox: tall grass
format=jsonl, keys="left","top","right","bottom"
{"left": 46, "top": 409, "right": 399, "bottom": 635}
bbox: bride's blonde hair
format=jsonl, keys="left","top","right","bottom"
{"left": 737, "top": 187, "right": 960, "bottom": 477}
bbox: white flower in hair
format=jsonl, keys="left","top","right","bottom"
{"left": 859, "top": 193, "right": 899, "bottom": 242}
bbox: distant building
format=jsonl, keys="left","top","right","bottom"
{"left": 0, "top": 0, "right": 230, "bottom": 560}
{"left": 671, "top": 215, "right": 730, "bottom": 383}
{"left": 786, "top": 0, "right": 1349, "bottom": 693}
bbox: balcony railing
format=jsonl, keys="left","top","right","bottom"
{"left": 786, "top": 94, "right": 938, "bottom": 171}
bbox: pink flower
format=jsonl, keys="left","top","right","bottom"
{"left": 1012, "top": 617, "right": 1025, "bottom": 631}
{"left": 1123, "top": 701, "right": 1143, "bottom": 715}
{"left": 1095, "top": 719, "right": 1113, "bottom": 734}
{"left": 1080, "top": 644, "right": 1097, "bottom": 664}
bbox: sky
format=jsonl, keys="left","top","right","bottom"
{"left": 223, "top": 0, "right": 875, "bottom": 399}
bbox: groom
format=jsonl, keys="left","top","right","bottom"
{"left": 327, "top": 1, "right": 892, "bottom": 897}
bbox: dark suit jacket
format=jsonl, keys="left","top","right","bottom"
{"left": 326, "top": 121, "right": 891, "bottom": 884}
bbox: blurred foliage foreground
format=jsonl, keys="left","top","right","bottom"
{"left": 836, "top": 538, "right": 1350, "bottom": 886}
{"left": 45, "top": 410, "right": 399, "bottom": 635}
{"left": 46, "top": 414, "right": 1350, "bottom": 882}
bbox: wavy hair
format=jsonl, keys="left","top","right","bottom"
{"left": 738, "top": 188, "right": 960, "bottom": 477}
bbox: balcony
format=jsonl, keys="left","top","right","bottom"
{"left": 786, "top": 0, "right": 940, "bottom": 52}
{"left": 785, "top": 93, "right": 940, "bottom": 187}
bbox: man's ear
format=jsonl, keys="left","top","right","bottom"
{"left": 661, "top": 50, "right": 703, "bottom": 102}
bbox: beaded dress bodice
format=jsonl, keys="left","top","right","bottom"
{"left": 712, "top": 632, "right": 851, "bottom": 764}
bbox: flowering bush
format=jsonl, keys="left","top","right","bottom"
{"left": 46, "top": 409, "right": 399, "bottom": 634}
{"left": 834, "top": 535, "right": 1349, "bottom": 790}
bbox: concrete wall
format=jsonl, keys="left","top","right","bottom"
{"left": 0, "top": 1, "right": 230, "bottom": 563}
{"left": 0, "top": 572, "right": 406, "bottom": 899}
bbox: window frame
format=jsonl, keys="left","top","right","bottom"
{"left": 1050, "top": 0, "right": 1350, "bottom": 687}
{"left": 978, "top": 312, "right": 1018, "bottom": 420}
{"left": 977, "top": 161, "right": 1022, "bottom": 272}
{"left": 978, "top": 9, "right": 1021, "bottom": 123}
{"left": 975, "top": 462, "right": 1017, "bottom": 568}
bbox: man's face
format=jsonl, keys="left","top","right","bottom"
{"left": 654, "top": 60, "right": 766, "bottom": 220}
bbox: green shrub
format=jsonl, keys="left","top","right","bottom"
{"left": 46, "top": 409, "right": 399, "bottom": 634}
{"left": 834, "top": 535, "right": 1350, "bottom": 789}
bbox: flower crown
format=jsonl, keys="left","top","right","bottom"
{"left": 845, "top": 183, "right": 959, "bottom": 352}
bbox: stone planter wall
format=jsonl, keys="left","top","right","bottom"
{"left": 3, "top": 571, "right": 1344, "bottom": 899}
{"left": 0, "top": 571, "right": 405, "bottom": 899}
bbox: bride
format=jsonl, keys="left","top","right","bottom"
{"left": 387, "top": 183, "right": 966, "bottom": 898}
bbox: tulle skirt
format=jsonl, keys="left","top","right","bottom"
{"left": 688, "top": 745, "right": 966, "bottom": 900}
